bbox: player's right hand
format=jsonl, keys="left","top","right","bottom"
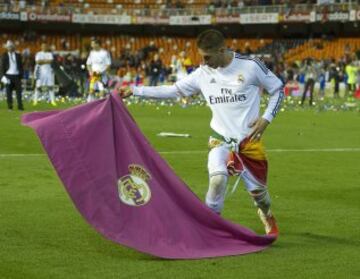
{"left": 119, "top": 86, "right": 133, "bottom": 98}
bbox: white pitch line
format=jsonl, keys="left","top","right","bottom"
{"left": 160, "top": 148, "right": 360, "bottom": 154}
{"left": 0, "top": 154, "right": 45, "bottom": 157}
{"left": 1, "top": 148, "right": 360, "bottom": 158}
{"left": 268, "top": 148, "right": 360, "bottom": 152}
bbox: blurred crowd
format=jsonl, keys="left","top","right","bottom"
{"left": 0, "top": 39, "right": 193, "bottom": 96}
{"left": 1, "top": 33, "right": 360, "bottom": 106}
{"left": 260, "top": 40, "right": 360, "bottom": 102}
{"left": 1, "top": 0, "right": 355, "bottom": 16}
{"left": 271, "top": 57, "right": 360, "bottom": 102}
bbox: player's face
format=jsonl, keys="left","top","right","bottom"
{"left": 198, "top": 47, "right": 226, "bottom": 68}
{"left": 91, "top": 41, "right": 100, "bottom": 50}
{"left": 6, "top": 45, "right": 15, "bottom": 52}
{"left": 41, "top": 43, "right": 48, "bottom": 52}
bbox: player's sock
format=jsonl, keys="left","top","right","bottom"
{"left": 33, "top": 89, "right": 39, "bottom": 105}
{"left": 49, "top": 90, "right": 56, "bottom": 105}
{"left": 205, "top": 174, "right": 228, "bottom": 214}
{"left": 250, "top": 189, "right": 279, "bottom": 235}
{"left": 87, "top": 94, "right": 95, "bottom": 103}
{"left": 249, "top": 188, "right": 271, "bottom": 216}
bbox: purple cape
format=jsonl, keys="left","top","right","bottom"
{"left": 22, "top": 94, "right": 276, "bottom": 259}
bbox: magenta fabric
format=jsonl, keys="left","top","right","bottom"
{"left": 21, "top": 94, "right": 277, "bottom": 259}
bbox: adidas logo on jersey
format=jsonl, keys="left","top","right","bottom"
{"left": 210, "top": 78, "right": 216, "bottom": 83}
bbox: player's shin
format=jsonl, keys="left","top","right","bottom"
{"left": 33, "top": 88, "right": 39, "bottom": 105}
{"left": 250, "top": 188, "right": 279, "bottom": 235}
{"left": 205, "top": 174, "right": 228, "bottom": 214}
{"left": 87, "top": 94, "right": 95, "bottom": 103}
{"left": 49, "top": 90, "right": 56, "bottom": 106}
{"left": 249, "top": 188, "right": 271, "bottom": 216}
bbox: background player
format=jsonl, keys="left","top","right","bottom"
{"left": 33, "top": 42, "right": 56, "bottom": 106}
{"left": 86, "top": 39, "right": 111, "bottom": 102}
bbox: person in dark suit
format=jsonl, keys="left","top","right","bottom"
{"left": 1, "top": 40, "right": 24, "bottom": 110}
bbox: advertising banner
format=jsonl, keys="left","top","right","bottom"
{"left": 316, "top": 11, "right": 349, "bottom": 22}
{"left": 134, "top": 16, "right": 169, "bottom": 24}
{"left": 169, "top": 15, "right": 211, "bottom": 25}
{"left": 0, "top": 12, "right": 20, "bottom": 21}
{"left": 72, "top": 14, "right": 131, "bottom": 24}
{"left": 214, "top": 16, "right": 240, "bottom": 24}
{"left": 240, "top": 13, "right": 279, "bottom": 24}
{"left": 349, "top": 10, "right": 360, "bottom": 21}
{"left": 281, "top": 11, "right": 316, "bottom": 23}
{"left": 23, "top": 12, "right": 72, "bottom": 22}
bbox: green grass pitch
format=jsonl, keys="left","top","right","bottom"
{"left": 0, "top": 100, "right": 359, "bottom": 279}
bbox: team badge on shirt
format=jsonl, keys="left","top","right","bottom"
{"left": 238, "top": 74, "right": 245, "bottom": 83}
{"left": 117, "top": 164, "right": 152, "bottom": 206}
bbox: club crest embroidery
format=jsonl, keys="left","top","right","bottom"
{"left": 238, "top": 74, "right": 245, "bottom": 83}
{"left": 117, "top": 164, "right": 152, "bottom": 206}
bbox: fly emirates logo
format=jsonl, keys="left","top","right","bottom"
{"left": 209, "top": 88, "right": 247, "bottom": 105}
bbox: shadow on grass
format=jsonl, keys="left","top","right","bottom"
{"left": 276, "top": 232, "right": 360, "bottom": 248}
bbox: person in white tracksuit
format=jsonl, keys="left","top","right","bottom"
{"left": 33, "top": 43, "right": 56, "bottom": 106}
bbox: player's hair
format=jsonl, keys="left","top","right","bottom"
{"left": 196, "top": 29, "right": 225, "bottom": 51}
{"left": 91, "top": 38, "right": 101, "bottom": 45}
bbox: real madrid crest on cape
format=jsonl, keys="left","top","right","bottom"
{"left": 22, "top": 93, "right": 276, "bottom": 259}
{"left": 118, "top": 164, "right": 152, "bottom": 206}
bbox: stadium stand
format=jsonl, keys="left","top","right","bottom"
{"left": 1, "top": 1, "right": 359, "bottom": 100}
{"left": 285, "top": 38, "right": 360, "bottom": 62}
{"left": 256, "top": 39, "right": 307, "bottom": 57}
{"left": 0, "top": 33, "right": 272, "bottom": 66}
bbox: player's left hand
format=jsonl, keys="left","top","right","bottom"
{"left": 248, "top": 117, "right": 269, "bottom": 141}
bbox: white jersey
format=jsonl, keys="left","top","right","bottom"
{"left": 86, "top": 49, "right": 111, "bottom": 73}
{"left": 35, "top": 51, "right": 54, "bottom": 77}
{"left": 134, "top": 52, "right": 284, "bottom": 142}
{"left": 175, "top": 53, "right": 283, "bottom": 141}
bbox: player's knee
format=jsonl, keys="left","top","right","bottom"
{"left": 209, "top": 174, "right": 228, "bottom": 195}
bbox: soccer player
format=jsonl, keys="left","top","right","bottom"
{"left": 33, "top": 42, "right": 56, "bottom": 106}
{"left": 345, "top": 60, "right": 358, "bottom": 97}
{"left": 86, "top": 39, "right": 111, "bottom": 102}
{"left": 121, "top": 30, "right": 284, "bottom": 236}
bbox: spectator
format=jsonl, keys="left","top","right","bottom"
{"left": 0, "top": 40, "right": 24, "bottom": 110}
{"left": 148, "top": 53, "right": 163, "bottom": 86}
{"left": 301, "top": 59, "right": 317, "bottom": 106}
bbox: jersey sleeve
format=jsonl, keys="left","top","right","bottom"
{"left": 250, "top": 59, "right": 284, "bottom": 122}
{"left": 253, "top": 60, "right": 283, "bottom": 95}
{"left": 132, "top": 85, "right": 180, "bottom": 99}
{"left": 262, "top": 90, "right": 285, "bottom": 123}
{"left": 174, "top": 68, "right": 201, "bottom": 97}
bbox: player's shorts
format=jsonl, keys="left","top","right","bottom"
{"left": 36, "top": 74, "right": 55, "bottom": 88}
{"left": 207, "top": 132, "right": 268, "bottom": 192}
